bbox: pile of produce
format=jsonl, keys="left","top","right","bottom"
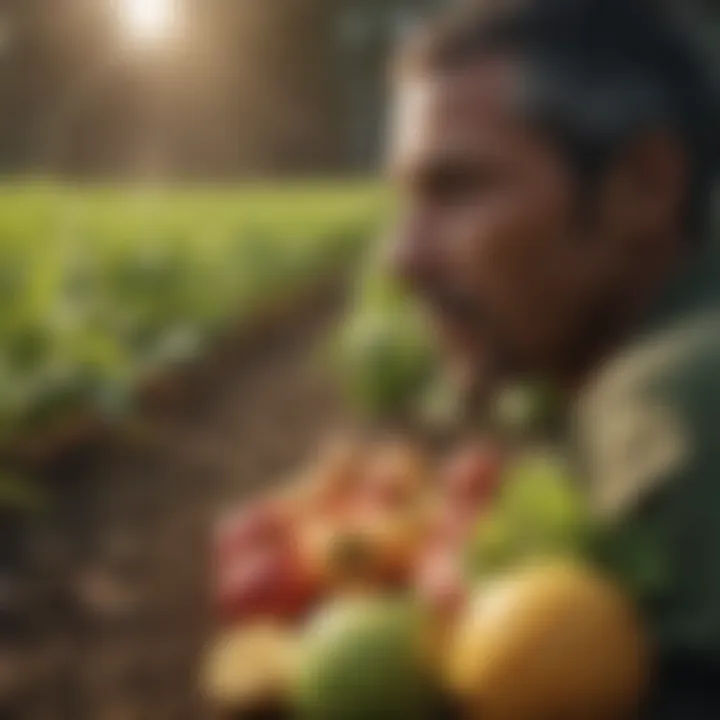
{"left": 203, "top": 434, "right": 654, "bottom": 719}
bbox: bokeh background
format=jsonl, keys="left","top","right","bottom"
{"left": 0, "top": 0, "right": 445, "bottom": 177}
{"left": 0, "top": 1, "right": 717, "bottom": 718}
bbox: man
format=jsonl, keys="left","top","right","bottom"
{"left": 389, "top": 0, "right": 719, "bottom": 715}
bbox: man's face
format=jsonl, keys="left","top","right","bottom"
{"left": 388, "top": 60, "right": 629, "bottom": 386}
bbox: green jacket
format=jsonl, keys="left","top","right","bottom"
{"left": 573, "top": 244, "right": 720, "bottom": 717}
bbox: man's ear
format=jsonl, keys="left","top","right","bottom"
{"left": 613, "top": 129, "right": 688, "bottom": 240}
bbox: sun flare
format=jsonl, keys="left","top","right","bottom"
{"left": 119, "top": 0, "right": 176, "bottom": 42}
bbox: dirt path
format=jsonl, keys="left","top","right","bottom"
{"left": 20, "top": 286, "right": 349, "bottom": 720}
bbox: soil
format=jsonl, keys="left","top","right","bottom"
{"left": 4, "top": 282, "right": 352, "bottom": 720}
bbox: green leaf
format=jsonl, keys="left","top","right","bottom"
{"left": 466, "top": 450, "right": 593, "bottom": 581}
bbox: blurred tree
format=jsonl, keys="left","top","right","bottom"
{"left": 218, "top": 0, "right": 346, "bottom": 175}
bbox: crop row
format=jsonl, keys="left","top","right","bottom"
{"left": 0, "top": 182, "right": 386, "bottom": 454}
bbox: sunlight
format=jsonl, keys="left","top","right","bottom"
{"left": 119, "top": 0, "right": 177, "bottom": 43}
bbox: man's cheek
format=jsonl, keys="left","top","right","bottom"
{"left": 443, "top": 201, "right": 535, "bottom": 309}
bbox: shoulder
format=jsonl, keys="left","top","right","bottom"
{"left": 575, "top": 309, "right": 720, "bottom": 519}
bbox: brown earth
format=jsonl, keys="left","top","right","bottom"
{"left": 7, "top": 283, "right": 351, "bottom": 720}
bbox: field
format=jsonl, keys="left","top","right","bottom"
{"left": 0, "top": 182, "right": 387, "bottom": 458}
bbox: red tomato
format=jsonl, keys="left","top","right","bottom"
{"left": 215, "top": 545, "right": 317, "bottom": 624}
